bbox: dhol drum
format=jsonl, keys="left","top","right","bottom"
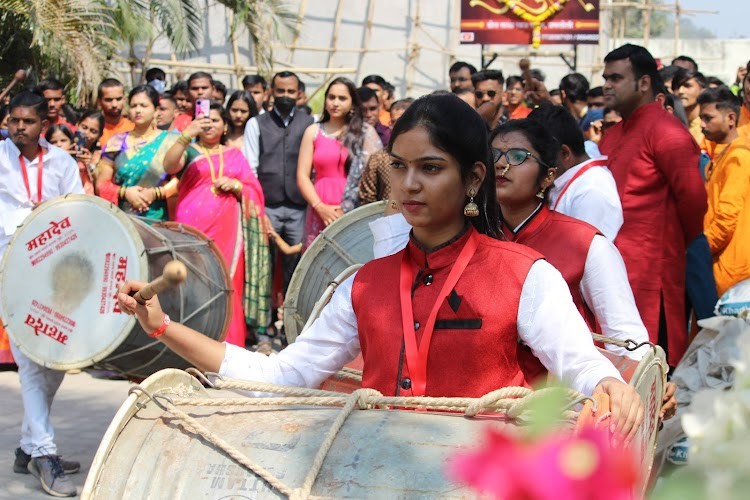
{"left": 283, "top": 200, "right": 386, "bottom": 343}
{"left": 0, "top": 195, "right": 231, "bottom": 379}
{"left": 82, "top": 368, "right": 520, "bottom": 499}
{"left": 598, "top": 345, "right": 667, "bottom": 486}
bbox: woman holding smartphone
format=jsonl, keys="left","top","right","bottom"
{"left": 119, "top": 93, "right": 645, "bottom": 444}
{"left": 163, "top": 103, "right": 269, "bottom": 347}
{"left": 96, "top": 85, "right": 175, "bottom": 220}
{"left": 71, "top": 110, "right": 104, "bottom": 194}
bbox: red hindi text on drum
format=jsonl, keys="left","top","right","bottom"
{"left": 24, "top": 313, "right": 68, "bottom": 345}
{"left": 25, "top": 216, "right": 72, "bottom": 252}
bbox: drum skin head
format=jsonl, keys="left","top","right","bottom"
{"left": 284, "top": 201, "right": 386, "bottom": 343}
{"left": 0, "top": 195, "right": 147, "bottom": 370}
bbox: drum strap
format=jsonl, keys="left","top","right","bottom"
{"left": 19, "top": 149, "right": 44, "bottom": 204}
{"left": 399, "top": 230, "right": 479, "bottom": 396}
{"left": 551, "top": 158, "right": 607, "bottom": 210}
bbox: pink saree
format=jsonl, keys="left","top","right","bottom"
{"left": 174, "top": 146, "right": 269, "bottom": 346}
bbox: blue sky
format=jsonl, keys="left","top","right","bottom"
{"left": 679, "top": 0, "right": 749, "bottom": 38}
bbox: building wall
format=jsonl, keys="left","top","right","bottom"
{"left": 136, "top": 1, "right": 749, "bottom": 99}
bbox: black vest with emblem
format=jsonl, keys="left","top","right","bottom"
{"left": 256, "top": 110, "right": 314, "bottom": 207}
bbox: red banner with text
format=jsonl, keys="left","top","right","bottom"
{"left": 460, "top": 0, "right": 600, "bottom": 47}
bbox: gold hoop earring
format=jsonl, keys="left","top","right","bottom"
{"left": 464, "top": 189, "right": 479, "bottom": 217}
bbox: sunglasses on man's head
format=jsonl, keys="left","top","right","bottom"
{"left": 492, "top": 147, "right": 548, "bottom": 168}
{"left": 474, "top": 90, "right": 498, "bottom": 99}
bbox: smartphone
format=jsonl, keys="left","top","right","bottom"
{"left": 74, "top": 130, "right": 88, "bottom": 151}
{"left": 195, "top": 98, "right": 210, "bottom": 118}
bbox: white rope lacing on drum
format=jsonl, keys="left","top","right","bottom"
{"left": 129, "top": 376, "right": 591, "bottom": 500}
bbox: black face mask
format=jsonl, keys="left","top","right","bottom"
{"left": 274, "top": 96, "right": 296, "bottom": 115}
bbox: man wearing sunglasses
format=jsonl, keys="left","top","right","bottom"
{"left": 471, "top": 69, "right": 506, "bottom": 129}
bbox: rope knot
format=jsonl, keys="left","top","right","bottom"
{"left": 464, "top": 386, "right": 532, "bottom": 417}
{"left": 351, "top": 388, "right": 382, "bottom": 409}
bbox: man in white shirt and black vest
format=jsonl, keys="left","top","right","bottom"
{"left": 244, "top": 72, "right": 314, "bottom": 329}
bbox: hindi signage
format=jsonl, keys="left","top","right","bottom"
{"left": 460, "top": 0, "right": 600, "bottom": 48}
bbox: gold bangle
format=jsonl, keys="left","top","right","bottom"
{"left": 234, "top": 181, "right": 242, "bottom": 192}
{"left": 177, "top": 132, "right": 192, "bottom": 146}
{"left": 118, "top": 186, "right": 126, "bottom": 199}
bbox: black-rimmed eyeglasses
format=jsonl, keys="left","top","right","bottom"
{"left": 492, "top": 147, "right": 549, "bottom": 168}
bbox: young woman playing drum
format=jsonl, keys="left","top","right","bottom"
{"left": 118, "top": 94, "right": 645, "bottom": 444}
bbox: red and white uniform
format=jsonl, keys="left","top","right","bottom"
{"left": 220, "top": 225, "right": 623, "bottom": 397}
{"left": 547, "top": 157, "right": 623, "bottom": 241}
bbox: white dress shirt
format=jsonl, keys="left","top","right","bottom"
{"left": 548, "top": 158, "right": 623, "bottom": 242}
{"left": 243, "top": 108, "right": 298, "bottom": 176}
{"left": 220, "top": 215, "right": 624, "bottom": 396}
{"left": 0, "top": 138, "right": 83, "bottom": 257}
{"left": 372, "top": 213, "right": 648, "bottom": 360}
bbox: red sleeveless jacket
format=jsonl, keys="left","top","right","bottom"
{"left": 351, "top": 227, "right": 542, "bottom": 397}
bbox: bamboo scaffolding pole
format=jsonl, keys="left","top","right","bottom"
{"left": 355, "top": 0, "right": 377, "bottom": 83}
{"left": 405, "top": 0, "right": 421, "bottom": 96}
{"left": 274, "top": 45, "right": 406, "bottom": 53}
{"left": 674, "top": 0, "right": 681, "bottom": 58}
{"left": 286, "top": 0, "right": 308, "bottom": 64}
{"left": 643, "top": 0, "right": 651, "bottom": 46}
{"left": 325, "top": 0, "right": 345, "bottom": 84}
{"left": 127, "top": 58, "right": 356, "bottom": 76}
{"left": 229, "top": 11, "right": 243, "bottom": 87}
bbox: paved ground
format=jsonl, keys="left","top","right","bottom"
{"left": 0, "top": 335, "right": 283, "bottom": 499}
{"left": 0, "top": 368, "right": 131, "bottom": 499}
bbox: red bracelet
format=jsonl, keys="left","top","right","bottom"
{"left": 148, "top": 314, "right": 171, "bottom": 338}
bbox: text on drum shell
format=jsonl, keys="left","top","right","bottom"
{"left": 24, "top": 313, "right": 68, "bottom": 345}
{"left": 25, "top": 217, "right": 72, "bottom": 251}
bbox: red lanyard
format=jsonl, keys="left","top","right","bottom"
{"left": 19, "top": 150, "right": 44, "bottom": 203}
{"left": 399, "top": 230, "right": 479, "bottom": 396}
{"left": 552, "top": 159, "right": 607, "bottom": 210}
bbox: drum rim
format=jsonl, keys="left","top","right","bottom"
{"left": 0, "top": 194, "right": 148, "bottom": 369}
{"left": 284, "top": 200, "right": 386, "bottom": 340}
{"left": 81, "top": 368, "right": 207, "bottom": 498}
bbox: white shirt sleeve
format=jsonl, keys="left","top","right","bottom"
{"left": 59, "top": 153, "right": 84, "bottom": 195}
{"left": 219, "top": 274, "right": 361, "bottom": 390}
{"left": 518, "top": 259, "right": 624, "bottom": 396}
{"left": 243, "top": 117, "right": 261, "bottom": 176}
{"left": 369, "top": 213, "right": 411, "bottom": 258}
{"left": 580, "top": 235, "right": 650, "bottom": 360}
{"left": 563, "top": 169, "right": 623, "bottom": 242}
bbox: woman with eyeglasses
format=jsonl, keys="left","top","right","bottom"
{"left": 117, "top": 94, "right": 645, "bottom": 440}
{"left": 490, "top": 119, "right": 676, "bottom": 419}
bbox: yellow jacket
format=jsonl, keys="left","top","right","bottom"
{"left": 705, "top": 135, "right": 750, "bottom": 295}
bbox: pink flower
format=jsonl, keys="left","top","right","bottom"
{"left": 448, "top": 426, "right": 641, "bottom": 500}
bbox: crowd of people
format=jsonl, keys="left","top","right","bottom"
{"left": 1, "top": 42, "right": 749, "bottom": 497}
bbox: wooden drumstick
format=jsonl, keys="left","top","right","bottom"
{"left": 0, "top": 69, "right": 27, "bottom": 104}
{"left": 133, "top": 260, "right": 187, "bottom": 305}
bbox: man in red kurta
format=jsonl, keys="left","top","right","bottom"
{"left": 599, "top": 44, "right": 707, "bottom": 367}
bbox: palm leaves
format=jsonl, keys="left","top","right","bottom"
{"left": 0, "top": 0, "right": 297, "bottom": 102}
{"left": 216, "top": 0, "right": 298, "bottom": 77}
{"left": 0, "top": 0, "right": 116, "bottom": 103}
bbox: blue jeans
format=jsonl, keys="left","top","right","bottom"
{"left": 686, "top": 233, "right": 718, "bottom": 321}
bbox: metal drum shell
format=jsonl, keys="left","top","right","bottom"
{"left": 284, "top": 201, "right": 386, "bottom": 343}
{"left": 81, "top": 368, "right": 517, "bottom": 499}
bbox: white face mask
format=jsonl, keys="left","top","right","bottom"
{"left": 148, "top": 79, "right": 166, "bottom": 94}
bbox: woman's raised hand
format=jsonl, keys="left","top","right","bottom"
{"left": 184, "top": 116, "right": 212, "bottom": 138}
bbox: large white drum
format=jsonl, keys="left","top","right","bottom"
{"left": 82, "top": 369, "right": 519, "bottom": 499}
{"left": 0, "top": 195, "right": 231, "bottom": 378}
{"left": 284, "top": 200, "right": 386, "bottom": 342}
